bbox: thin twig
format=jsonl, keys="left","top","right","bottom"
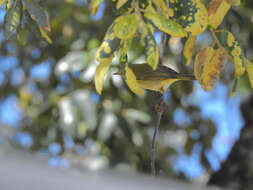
{"left": 159, "top": 32, "right": 167, "bottom": 64}
{"left": 151, "top": 96, "right": 164, "bottom": 176}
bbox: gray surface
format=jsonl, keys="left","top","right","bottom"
{"left": 0, "top": 148, "right": 225, "bottom": 190}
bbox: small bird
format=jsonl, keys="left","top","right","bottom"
{"left": 117, "top": 63, "right": 195, "bottom": 93}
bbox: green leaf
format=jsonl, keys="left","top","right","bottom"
{"left": 95, "top": 56, "right": 113, "bottom": 94}
{"left": 23, "top": 0, "right": 50, "bottom": 31}
{"left": 17, "top": 28, "right": 27, "bottom": 46}
{"left": 4, "top": 1, "right": 21, "bottom": 40}
{"left": 114, "top": 14, "right": 137, "bottom": 39}
{"left": 145, "top": 13, "right": 187, "bottom": 37}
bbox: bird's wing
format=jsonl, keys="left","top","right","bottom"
{"left": 129, "top": 64, "right": 181, "bottom": 80}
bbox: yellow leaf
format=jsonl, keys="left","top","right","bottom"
{"left": 114, "top": 14, "right": 137, "bottom": 39}
{"left": 91, "top": 0, "right": 102, "bottom": 16}
{"left": 0, "top": 0, "right": 6, "bottom": 8}
{"left": 7, "top": 0, "right": 11, "bottom": 9}
{"left": 116, "top": 0, "right": 128, "bottom": 9}
{"left": 208, "top": 0, "right": 231, "bottom": 29}
{"left": 226, "top": 32, "right": 245, "bottom": 78}
{"left": 144, "top": 13, "right": 187, "bottom": 38}
{"left": 125, "top": 64, "right": 145, "bottom": 95}
{"left": 151, "top": 0, "right": 169, "bottom": 17}
{"left": 183, "top": 35, "right": 196, "bottom": 65}
{"left": 194, "top": 46, "right": 215, "bottom": 84}
{"left": 245, "top": 58, "right": 253, "bottom": 88}
{"left": 39, "top": 27, "right": 52, "bottom": 44}
{"left": 231, "top": 0, "right": 240, "bottom": 6}
{"left": 202, "top": 48, "right": 227, "bottom": 91}
{"left": 182, "top": 0, "right": 208, "bottom": 35}
{"left": 95, "top": 56, "right": 113, "bottom": 94}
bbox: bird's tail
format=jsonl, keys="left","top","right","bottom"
{"left": 178, "top": 74, "right": 196, "bottom": 81}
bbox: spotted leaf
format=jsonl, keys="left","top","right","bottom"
{"left": 144, "top": 27, "right": 159, "bottom": 70}
{"left": 194, "top": 46, "right": 215, "bottom": 84}
{"left": 181, "top": 0, "right": 208, "bottom": 35}
{"left": 96, "top": 23, "right": 120, "bottom": 61}
{"left": 4, "top": 1, "right": 21, "bottom": 40}
{"left": 114, "top": 14, "right": 137, "bottom": 39}
{"left": 144, "top": 13, "right": 187, "bottom": 37}
{"left": 226, "top": 32, "right": 245, "bottom": 78}
{"left": 202, "top": 48, "right": 227, "bottom": 91}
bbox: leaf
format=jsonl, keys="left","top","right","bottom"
{"left": 183, "top": 35, "right": 196, "bottom": 65}
{"left": 144, "top": 27, "right": 159, "bottom": 70}
{"left": 91, "top": 0, "right": 102, "bottom": 16}
{"left": 116, "top": 0, "right": 128, "bottom": 9}
{"left": 181, "top": 0, "right": 208, "bottom": 35}
{"left": 17, "top": 28, "right": 27, "bottom": 46}
{"left": 194, "top": 46, "right": 215, "bottom": 84}
{"left": 4, "top": 1, "right": 21, "bottom": 40}
{"left": 24, "top": 10, "right": 42, "bottom": 39}
{"left": 125, "top": 64, "right": 145, "bottom": 95}
{"left": 0, "top": 0, "right": 6, "bottom": 8}
{"left": 226, "top": 32, "right": 245, "bottom": 78}
{"left": 7, "top": 0, "right": 11, "bottom": 9}
{"left": 151, "top": 0, "right": 169, "bottom": 17}
{"left": 208, "top": 0, "right": 231, "bottom": 29}
{"left": 245, "top": 58, "right": 253, "bottom": 88}
{"left": 24, "top": 0, "right": 50, "bottom": 30}
{"left": 231, "top": 0, "right": 240, "bottom": 6}
{"left": 119, "top": 39, "right": 132, "bottom": 64}
{"left": 39, "top": 26, "right": 52, "bottom": 44}
{"left": 114, "top": 14, "right": 137, "bottom": 39}
{"left": 144, "top": 13, "right": 187, "bottom": 38}
{"left": 95, "top": 56, "right": 113, "bottom": 94}
{"left": 96, "top": 23, "right": 120, "bottom": 60}
{"left": 168, "top": 0, "right": 181, "bottom": 19}
{"left": 231, "top": 79, "right": 238, "bottom": 97}
{"left": 201, "top": 48, "right": 227, "bottom": 91}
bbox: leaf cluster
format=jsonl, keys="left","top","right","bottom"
{"left": 93, "top": 0, "right": 253, "bottom": 95}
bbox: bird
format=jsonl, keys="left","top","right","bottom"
{"left": 116, "top": 63, "right": 195, "bottom": 93}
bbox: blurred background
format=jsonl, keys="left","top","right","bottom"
{"left": 0, "top": 0, "right": 253, "bottom": 189}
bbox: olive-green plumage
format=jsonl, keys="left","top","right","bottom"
{"left": 118, "top": 63, "right": 195, "bottom": 93}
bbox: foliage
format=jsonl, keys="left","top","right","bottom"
{"left": 93, "top": 0, "right": 252, "bottom": 95}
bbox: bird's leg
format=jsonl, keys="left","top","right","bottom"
{"left": 151, "top": 92, "right": 165, "bottom": 176}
